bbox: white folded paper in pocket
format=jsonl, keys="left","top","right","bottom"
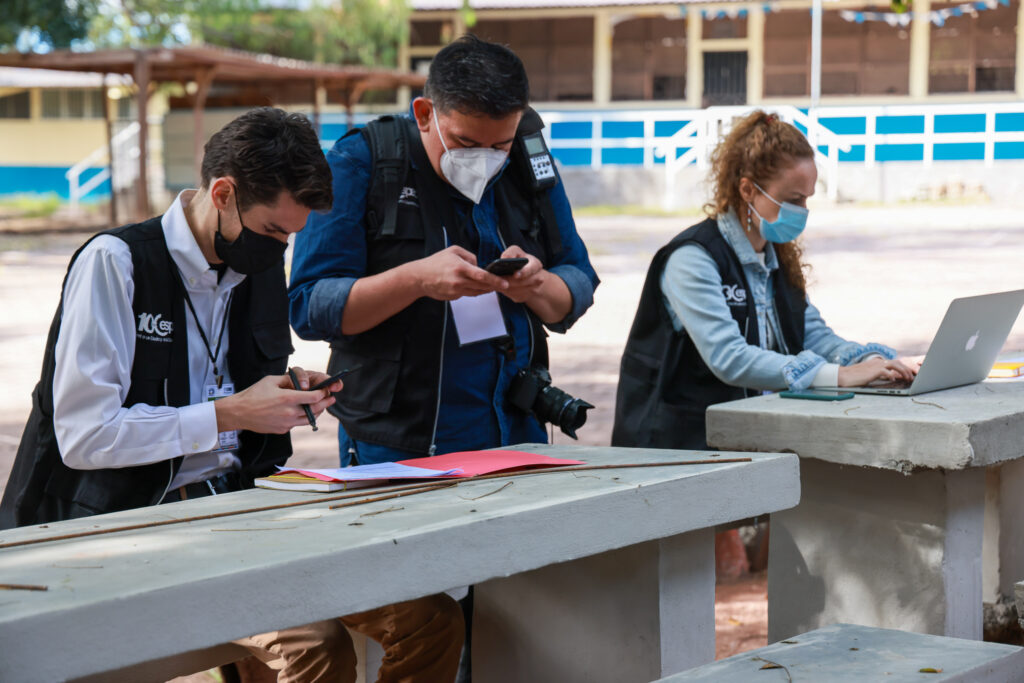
{"left": 450, "top": 291, "right": 508, "bottom": 346}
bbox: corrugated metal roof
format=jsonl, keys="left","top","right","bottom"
{"left": 0, "top": 67, "right": 132, "bottom": 89}
{"left": 412, "top": 0, "right": 738, "bottom": 9}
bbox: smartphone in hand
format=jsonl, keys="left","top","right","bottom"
{"left": 485, "top": 257, "right": 529, "bottom": 276}
{"left": 310, "top": 364, "right": 364, "bottom": 391}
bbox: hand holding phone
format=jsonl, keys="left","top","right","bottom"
{"left": 485, "top": 257, "right": 529, "bottom": 276}
{"left": 310, "top": 364, "right": 365, "bottom": 391}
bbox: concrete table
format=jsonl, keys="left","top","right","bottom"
{"left": 0, "top": 444, "right": 799, "bottom": 683}
{"left": 654, "top": 623, "right": 1024, "bottom": 682}
{"left": 706, "top": 381, "right": 1024, "bottom": 643}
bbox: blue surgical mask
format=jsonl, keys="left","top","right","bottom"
{"left": 749, "top": 182, "right": 808, "bottom": 243}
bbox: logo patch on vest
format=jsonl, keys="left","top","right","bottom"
{"left": 398, "top": 186, "right": 418, "bottom": 207}
{"left": 722, "top": 284, "right": 747, "bottom": 306}
{"left": 137, "top": 312, "right": 173, "bottom": 343}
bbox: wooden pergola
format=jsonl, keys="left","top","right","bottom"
{"left": 0, "top": 45, "right": 425, "bottom": 220}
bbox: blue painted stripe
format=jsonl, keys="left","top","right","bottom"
{"left": 839, "top": 145, "right": 866, "bottom": 162}
{"left": 550, "top": 121, "right": 592, "bottom": 140}
{"left": 602, "top": 121, "right": 643, "bottom": 138}
{"left": 817, "top": 117, "right": 866, "bottom": 135}
{"left": 934, "top": 114, "right": 985, "bottom": 134}
{"left": 601, "top": 147, "right": 644, "bottom": 165}
{"left": 877, "top": 116, "right": 924, "bottom": 134}
{"left": 995, "top": 113, "right": 1024, "bottom": 132}
{"left": 933, "top": 142, "right": 985, "bottom": 160}
{"left": 994, "top": 141, "right": 1024, "bottom": 159}
{"left": 0, "top": 166, "right": 109, "bottom": 199}
{"left": 551, "top": 147, "right": 591, "bottom": 166}
{"left": 875, "top": 144, "right": 925, "bottom": 161}
{"left": 654, "top": 120, "right": 689, "bottom": 137}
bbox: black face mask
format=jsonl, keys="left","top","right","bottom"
{"left": 213, "top": 195, "right": 288, "bottom": 274}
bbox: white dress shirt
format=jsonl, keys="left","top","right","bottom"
{"left": 53, "top": 190, "right": 246, "bottom": 490}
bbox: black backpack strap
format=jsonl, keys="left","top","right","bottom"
{"left": 360, "top": 116, "right": 408, "bottom": 238}
{"left": 510, "top": 107, "right": 563, "bottom": 258}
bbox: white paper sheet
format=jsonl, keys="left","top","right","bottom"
{"left": 277, "top": 462, "right": 461, "bottom": 481}
{"left": 449, "top": 291, "right": 508, "bottom": 345}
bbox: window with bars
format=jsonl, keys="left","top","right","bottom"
{"left": 0, "top": 91, "right": 30, "bottom": 118}
{"left": 40, "top": 89, "right": 105, "bottom": 119}
{"left": 764, "top": 9, "right": 911, "bottom": 97}
{"left": 612, "top": 17, "right": 687, "bottom": 101}
{"left": 473, "top": 18, "right": 595, "bottom": 102}
{"left": 929, "top": 0, "right": 1017, "bottom": 93}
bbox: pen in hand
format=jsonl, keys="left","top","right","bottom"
{"left": 287, "top": 367, "right": 318, "bottom": 432}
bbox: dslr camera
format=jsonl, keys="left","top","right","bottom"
{"left": 507, "top": 366, "right": 593, "bottom": 439}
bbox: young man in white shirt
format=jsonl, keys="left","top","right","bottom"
{"left": 1, "top": 108, "right": 463, "bottom": 682}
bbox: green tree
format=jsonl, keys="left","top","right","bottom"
{"left": 0, "top": 0, "right": 97, "bottom": 50}
{"left": 86, "top": 0, "right": 407, "bottom": 67}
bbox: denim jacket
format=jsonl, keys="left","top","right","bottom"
{"left": 288, "top": 124, "right": 599, "bottom": 463}
{"left": 659, "top": 210, "right": 895, "bottom": 392}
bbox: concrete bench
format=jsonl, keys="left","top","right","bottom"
{"left": 707, "top": 382, "right": 1024, "bottom": 640}
{"left": 0, "top": 444, "right": 799, "bottom": 683}
{"left": 654, "top": 623, "right": 1024, "bottom": 682}
{"left": 1016, "top": 581, "right": 1024, "bottom": 630}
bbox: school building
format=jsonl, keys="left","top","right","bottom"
{"left": 2, "top": 0, "right": 1023, "bottom": 208}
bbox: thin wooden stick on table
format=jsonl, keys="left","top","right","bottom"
{"left": 0, "top": 458, "right": 752, "bottom": 550}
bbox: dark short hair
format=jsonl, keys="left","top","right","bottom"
{"left": 200, "top": 107, "right": 333, "bottom": 212}
{"left": 424, "top": 34, "right": 529, "bottom": 118}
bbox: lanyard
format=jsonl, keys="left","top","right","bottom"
{"left": 181, "top": 283, "right": 233, "bottom": 388}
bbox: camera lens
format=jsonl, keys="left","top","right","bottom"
{"left": 537, "top": 385, "right": 594, "bottom": 440}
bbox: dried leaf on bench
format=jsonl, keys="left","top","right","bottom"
{"left": 760, "top": 663, "right": 782, "bottom": 670}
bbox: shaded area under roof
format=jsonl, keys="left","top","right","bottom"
{"left": 0, "top": 45, "right": 423, "bottom": 221}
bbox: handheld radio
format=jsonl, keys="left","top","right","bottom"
{"left": 520, "top": 131, "right": 557, "bottom": 191}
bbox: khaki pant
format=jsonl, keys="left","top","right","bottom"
{"left": 235, "top": 593, "right": 465, "bottom": 683}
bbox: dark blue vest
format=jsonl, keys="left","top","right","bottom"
{"left": 612, "top": 218, "right": 806, "bottom": 450}
{"left": 0, "top": 217, "right": 293, "bottom": 528}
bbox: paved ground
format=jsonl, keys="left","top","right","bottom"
{"left": 2, "top": 202, "right": 1023, "bottom": 670}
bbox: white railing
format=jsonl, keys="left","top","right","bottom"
{"left": 802, "top": 102, "right": 1024, "bottom": 169}
{"left": 538, "top": 106, "right": 850, "bottom": 210}
{"left": 65, "top": 122, "right": 140, "bottom": 212}
{"left": 538, "top": 102, "right": 1024, "bottom": 208}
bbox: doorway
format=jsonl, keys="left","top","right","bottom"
{"left": 703, "top": 51, "right": 748, "bottom": 106}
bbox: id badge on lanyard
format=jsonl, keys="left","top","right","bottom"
{"left": 205, "top": 382, "right": 240, "bottom": 451}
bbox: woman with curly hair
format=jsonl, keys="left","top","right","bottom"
{"left": 612, "top": 110, "right": 914, "bottom": 450}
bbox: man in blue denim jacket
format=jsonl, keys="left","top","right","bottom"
{"left": 289, "top": 35, "right": 598, "bottom": 465}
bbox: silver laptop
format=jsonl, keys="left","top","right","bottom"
{"left": 831, "top": 289, "right": 1024, "bottom": 396}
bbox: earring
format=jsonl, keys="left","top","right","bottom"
{"left": 746, "top": 204, "right": 753, "bottom": 232}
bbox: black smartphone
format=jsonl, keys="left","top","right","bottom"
{"left": 485, "top": 257, "right": 529, "bottom": 276}
{"left": 779, "top": 389, "right": 855, "bottom": 401}
{"left": 310, "top": 364, "right": 364, "bottom": 391}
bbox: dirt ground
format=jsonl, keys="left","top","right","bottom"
{"left": 2, "top": 202, "right": 1023, "bottom": 666}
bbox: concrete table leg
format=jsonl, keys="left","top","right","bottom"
{"left": 768, "top": 458, "right": 985, "bottom": 642}
{"left": 472, "top": 528, "right": 715, "bottom": 683}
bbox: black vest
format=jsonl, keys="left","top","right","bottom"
{"left": 0, "top": 217, "right": 293, "bottom": 529}
{"left": 326, "top": 116, "right": 557, "bottom": 455}
{"left": 611, "top": 218, "right": 807, "bottom": 450}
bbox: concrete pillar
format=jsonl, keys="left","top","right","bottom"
{"left": 768, "top": 458, "right": 985, "bottom": 642}
{"left": 397, "top": 37, "right": 412, "bottom": 112}
{"left": 593, "top": 10, "right": 613, "bottom": 106}
{"left": 747, "top": 4, "right": 765, "bottom": 105}
{"left": 473, "top": 530, "right": 716, "bottom": 682}
{"left": 686, "top": 10, "right": 703, "bottom": 108}
{"left": 909, "top": 0, "right": 932, "bottom": 98}
{"left": 1017, "top": 0, "right": 1024, "bottom": 97}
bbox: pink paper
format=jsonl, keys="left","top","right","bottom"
{"left": 397, "top": 449, "right": 584, "bottom": 477}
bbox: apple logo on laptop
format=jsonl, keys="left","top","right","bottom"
{"left": 966, "top": 331, "right": 981, "bottom": 351}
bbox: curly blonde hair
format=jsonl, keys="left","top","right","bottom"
{"left": 705, "top": 110, "right": 814, "bottom": 293}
